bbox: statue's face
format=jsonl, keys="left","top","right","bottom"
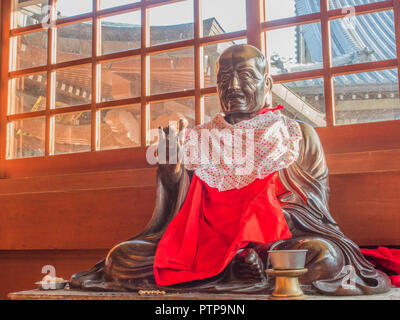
{"left": 217, "top": 45, "right": 271, "bottom": 116}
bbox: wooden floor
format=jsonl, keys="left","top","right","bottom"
{"left": 8, "top": 288, "right": 400, "bottom": 300}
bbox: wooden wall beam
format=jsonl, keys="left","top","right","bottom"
{"left": 0, "top": 169, "right": 398, "bottom": 251}
{"left": 0, "top": 167, "right": 157, "bottom": 194}
{"left": 316, "top": 120, "right": 400, "bottom": 154}
{"left": 3, "top": 147, "right": 152, "bottom": 178}
{"left": 326, "top": 149, "right": 400, "bottom": 175}
{"left": 0, "top": 185, "right": 156, "bottom": 250}
{"left": 330, "top": 171, "right": 400, "bottom": 246}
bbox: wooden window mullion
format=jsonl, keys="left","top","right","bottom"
{"left": 320, "top": 0, "right": 335, "bottom": 127}
{"left": 246, "top": 0, "right": 263, "bottom": 50}
{"left": 0, "top": 0, "right": 12, "bottom": 176}
{"left": 45, "top": 0, "right": 56, "bottom": 155}
{"left": 141, "top": 3, "right": 149, "bottom": 146}
{"left": 394, "top": 0, "right": 400, "bottom": 100}
{"left": 91, "top": 0, "right": 99, "bottom": 152}
{"left": 194, "top": 0, "right": 203, "bottom": 125}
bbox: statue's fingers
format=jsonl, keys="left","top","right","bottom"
{"left": 158, "top": 126, "right": 165, "bottom": 140}
{"left": 163, "top": 125, "right": 170, "bottom": 136}
{"left": 178, "top": 118, "right": 189, "bottom": 133}
{"left": 169, "top": 124, "right": 178, "bottom": 139}
{"left": 176, "top": 120, "right": 187, "bottom": 147}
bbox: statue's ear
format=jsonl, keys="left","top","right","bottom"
{"left": 264, "top": 74, "right": 273, "bottom": 92}
{"left": 264, "top": 74, "right": 273, "bottom": 107}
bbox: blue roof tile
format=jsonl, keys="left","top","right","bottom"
{"left": 293, "top": 0, "right": 397, "bottom": 85}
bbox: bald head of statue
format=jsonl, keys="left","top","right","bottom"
{"left": 216, "top": 44, "right": 273, "bottom": 124}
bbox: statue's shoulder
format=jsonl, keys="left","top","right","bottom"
{"left": 290, "top": 119, "right": 326, "bottom": 164}
{"left": 292, "top": 119, "right": 322, "bottom": 145}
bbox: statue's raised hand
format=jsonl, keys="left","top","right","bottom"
{"left": 157, "top": 119, "right": 188, "bottom": 186}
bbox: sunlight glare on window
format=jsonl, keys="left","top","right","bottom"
{"left": 274, "top": 79, "right": 326, "bottom": 128}
{"left": 334, "top": 69, "right": 400, "bottom": 125}
{"left": 53, "top": 111, "right": 91, "bottom": 155}
{"left": 7, "top": 117, "right": 46, "bottom": 159}
{"left": 100, "top": 10, "right": 141, "bottom": 55}
{"left": 149, "top": 0, "right": 194, "bottom": 46}
{"left": 9, "top": 73, "right": 47, "bottom": 115}
{"left": 99, "top": 105, "right": 141, "bottom": 150}
{"left": 12, "top": 0, "right": 49, "bottom": 29}
{"left": 264, "top": 0, "right": 320, "bottom": 21}
{"left": 11, "top": 31, "right": 48, "bottom": 71}
{"left": 100, "top": 0, "right": 141, "bottom": 10}
{"left": 56, "top": 0, "right": 93, "bottom": 19}
{"left": 56, "top": 22, "right": 93, "bottom": 63}
{"left": 201, "top": 0, "right": 246, "bottom": 36}
{"left": 265, "top": 23, "right": 322, "bottom": 75}
{"left": 330, "top": 11, "right": 395, "bottom": 67}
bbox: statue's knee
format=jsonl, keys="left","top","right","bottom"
{"left": 104, "top": 240, "right": 158, "bottom": 280}
{"left": 297, "top": 237, "right": 344, "bottom": 284}
{"left": 105, "top": 242, "right": 126, "bottom": 265}
{"left": 104, "top": 243, "right": 125, "bottom": 279}
{"left": 105, "top": 241, "right": 139, "bottom": 266}
{"left": 272, "top": 237, "right": 344, "bottom": 284}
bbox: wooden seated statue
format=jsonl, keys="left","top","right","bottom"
{"left": 70, "top": 45, "right": 390, "bottom": 296}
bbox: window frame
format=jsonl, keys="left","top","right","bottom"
{"left": 262, "top": 0, "right": 400, "bottom": 127}
{"left": 0, "top": 0, "right": 399, "bottom": 178}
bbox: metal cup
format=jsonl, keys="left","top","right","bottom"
{"left": 268, "top": 249, "right": 308, "bottom": 270}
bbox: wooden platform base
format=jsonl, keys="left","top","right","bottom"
{"left": 7, "top": 288, "right": 400, "bottom": 300}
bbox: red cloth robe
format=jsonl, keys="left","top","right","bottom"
{"left": 153, "top": 106, "right": 292, "bottom": 286}
{"left": 361, "top": 247, "right": 400, "bottom": 287}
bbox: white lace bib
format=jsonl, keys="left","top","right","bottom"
{"left": 182, "top": 110, "right": 303, "bottom": 191}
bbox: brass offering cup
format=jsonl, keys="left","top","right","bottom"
{"left": 268, "top": 249, "right": 307, "bottom": 270}
{"left": 266, "top": 249, "right": 308, "bottom": 300}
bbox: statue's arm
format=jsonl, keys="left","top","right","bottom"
{"left": 137, "top": 121, "right": 191, "bottom": 238}
{"left": 137, "top": 166, "right": 185, "bottom": 237}
{"left": 295, "top": 120, "right": 328, "bottom": 180}
{"left": 279, "top": 120, "right": 338, "bottom": 227}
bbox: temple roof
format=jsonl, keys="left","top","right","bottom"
{"left": 54, "top": 17, "right": 224, "bottom": 43}
{"left": 284, "top": 0, "right": 397, "bottom": 87}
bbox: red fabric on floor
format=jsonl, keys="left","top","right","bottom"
{"left": 361, "top": 247, "right": 400, "bottom": 287}
{"left": 154, "top": 173, "right": 292, "bottom": 286}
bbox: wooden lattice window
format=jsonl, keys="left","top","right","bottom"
{"left": 0, "top": 0, "right": 399, "bottom": 177}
